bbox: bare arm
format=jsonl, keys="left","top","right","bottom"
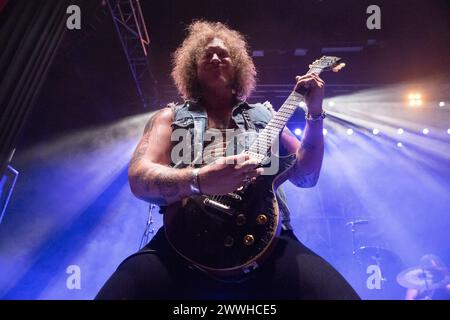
{"left": 405, "top": 288, "right": 419, "bottom": 300}
{"left": 280, "top": 72, "right": 325, "bottom": 188}
{"left": 281, "top": 124, "right": 324, "bottom": 188}
{"left": 128, "top": 107, "right": 193, "bottom": 206}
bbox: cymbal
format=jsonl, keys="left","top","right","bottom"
{"left": 396, "top": 266, "right": 448, "bottom": 290}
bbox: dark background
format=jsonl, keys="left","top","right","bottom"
{"left": 20, "top": 0, "right": 449, "bottom": 147}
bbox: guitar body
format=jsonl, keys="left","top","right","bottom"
{"left": 164, "top": 153, "right": 296, "bottom": 277}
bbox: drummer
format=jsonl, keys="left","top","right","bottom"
{"left": 404, "top": 254, "right": 450, "bottom": 300}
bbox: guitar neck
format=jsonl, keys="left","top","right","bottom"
{"left": 248, "top": 66, "right": 324, "bottom": 155}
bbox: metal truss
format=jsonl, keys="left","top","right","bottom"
{"left": 107, "top": 0, "right": 158, "bottom": 108}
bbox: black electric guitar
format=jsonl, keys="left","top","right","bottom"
{"left": 164, "top": 56, "right": 345, "bottom": 277}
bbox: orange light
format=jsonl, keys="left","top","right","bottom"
{"left": 407, "top": 91, "right": 423, "bottom": 107}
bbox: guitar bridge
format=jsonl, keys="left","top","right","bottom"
{"left": 203, "top": 198, "right": 233, "bottom": 216}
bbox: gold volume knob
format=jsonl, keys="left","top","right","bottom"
{"left": 256, "top": 214, "right": 268, "bottom": 225}
{"left": 236, "top": 214, "right": 247, "bottom": 226}
{"left": 243, "top": 234, "right": 255, "bottom": 246}
{"left": 224, "top": 236, "right": 234, "bottom": 247}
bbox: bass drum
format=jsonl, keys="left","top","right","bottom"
{"left": 352, "top": 246, "right": 405, "bottom": 300}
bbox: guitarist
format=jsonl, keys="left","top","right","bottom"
{"left": 96, "top": 20, "right": 359, "bottom": 300}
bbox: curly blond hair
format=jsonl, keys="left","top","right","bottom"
{"left": 171, "top": 20, "right": 256, "bottom": 101}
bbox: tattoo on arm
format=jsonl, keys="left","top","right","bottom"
{"left": 129, "top": 110, "right": 163, "bottom": 168}
{"left": 130, "top": 138, "right": 150, "bottom": 168}
{"left": 291, "top": 159, "right": 318, "bottom": 187}
{"left": 294, "top": 172, "right": 318, "bottom": 187}
{"left": 143, "top": 110, "right": 161, "bottom": 134}
{"left": 133, "top": 166, "right": 181, "bottom": 204}
{"left": 300, "top": 140, "right": 316, "bottom": 151}
{"left": 154, "top": 171, "right": 180, "bottom": 198}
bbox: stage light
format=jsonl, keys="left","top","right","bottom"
{"left": 294, "top": 48, "right": 308, "bottom": 56}
{"left": 397, "top": 128, "right": 404, "bottom": 134}
{"left": 322, "top": 128, "right": 328, "bottom": 135}
{"left": 407, "top": 92, "right": 423, "bottom": 107}
{"left": 372, "top": 128, "right": 380, "bottom": 135}
{"left": 397, "top": 142, "right": 403, "bottom": 148}
{"left": 439, "top": 101, "right": 445, "bottom": 107}
{"left": 328, "top": 101, "right": 335, "bottom": 107}
{"left": 422, "top": 128, "right": 429, "bottom": 135}
{"left": 447, "top": 129, "right": 450, "bottom": 134}
{"left": 346, "top": 128, "right": 353, "bottom": 135}
{"left": 294, "top": 128, "right": 302, "bottom": 136}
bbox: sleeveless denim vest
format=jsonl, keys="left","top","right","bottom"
{"left": 168, "top": 100, "right": 293, "bottom": 231}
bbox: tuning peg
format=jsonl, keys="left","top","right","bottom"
{"left": 332, "top": 63, "right": 346, "bottom": 72}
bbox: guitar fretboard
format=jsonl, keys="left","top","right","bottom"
{"left": 248, "top": 66, "right": 323, "bottom": 155}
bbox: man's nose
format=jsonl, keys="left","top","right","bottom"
{"left": 210, "top": 53, "right": 220, "bottom": 63}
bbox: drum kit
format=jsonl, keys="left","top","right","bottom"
{"left": 347, "top": 219, "right": 449, "bottom": 299}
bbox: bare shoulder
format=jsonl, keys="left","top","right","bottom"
{"left": 143, "top": 107, "right": 174, "bottom": 134}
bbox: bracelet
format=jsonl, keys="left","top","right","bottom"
{"left": 189, "top": 168, "right": 202, "bottom": 195}
{"left": 305, "top": 111, "right": 326, "bottom": 121}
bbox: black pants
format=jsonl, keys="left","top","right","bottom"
{"left": 96, "top": 227, "right": 360, "bottom": 300}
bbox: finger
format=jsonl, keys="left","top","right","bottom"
{"left": 235, "top": 159, "right": 260, "bottom": 171}
{"left": 242, "top": 168, "right": 263, "bottom": 181}
{"left": 297, "top": 77, "right": 316, "bottom": 88}
{"left": 298, "top": 73, "right": 323, "bottom": 83}
{"left": 296, "top": 74, "right": 317, "bottom": 83}
{"left": 296, "top": 74, "right": 314, "bottom": 82}
{"left": 244, "top": 168, "right": 264, "bottom": 179}
{"left": 303, "top": 77, "right": 325, "bottom": 89}
{"left": 310, "top": 73, "right": 325, "bottom": 85}
{"left": 223, "top": 153, "right": 249, "bottom": 165}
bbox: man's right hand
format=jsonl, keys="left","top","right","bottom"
{"left": 198, "top": 153, "right": 263, "bottom": 195}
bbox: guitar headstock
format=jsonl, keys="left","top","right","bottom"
{"left": 309, "top": 56, "right": 346, "bottom": 73}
